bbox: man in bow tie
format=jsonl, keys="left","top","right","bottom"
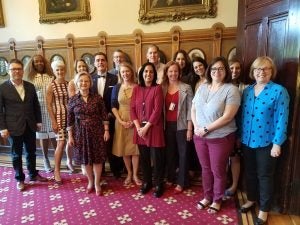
{"left": 91, "top": 52, "right": 124, "bottom": 179}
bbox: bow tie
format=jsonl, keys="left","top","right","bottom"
{"left": 96, "top": 75, "right": 106, "bottom": 78}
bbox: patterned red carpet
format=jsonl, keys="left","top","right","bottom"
{"left": 0, "top": 166, "right": 239, "bottom": 225}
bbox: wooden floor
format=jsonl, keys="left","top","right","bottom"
{"left": 0, "top": 151, "right": 299, "bottom": 225}
{"left": 237, "top": 190, "right": 300, "bottom": 225}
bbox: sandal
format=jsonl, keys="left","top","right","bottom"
{"left": 207, "top": 203, "right": 221, "bottom": 214}
{"left": 133, "top": 177, "right": 142, "bottom": 186}
{"left": 196, "top": 199, "right": 211, "bottom": 210}
{"left": 124, "top": 177, "right": 132, "bottom": 185}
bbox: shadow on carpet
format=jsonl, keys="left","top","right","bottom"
{"left": 0, "top": 166, "right": 239, "bottom": 225}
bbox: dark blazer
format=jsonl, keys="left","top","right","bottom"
{"left": 91, "top": 72, "right": 118, "bottom": 113}
{"left": 0, "top": 80, "right": 42, "bottom": 136}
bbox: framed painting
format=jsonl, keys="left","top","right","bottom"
{"left": 0, "top": 0, "right": 4, "bottom": 27}
{"left": 81, "top": 53, "right": 95, "bottom": 74}
{"left": 0, "top": 57, "right": 8, "bottom": 76}
{"left": 139, "top": 0, "right": 217, "bottom": 24}
{"left": 38, "top": 0, "right": 91, "bottom": 24}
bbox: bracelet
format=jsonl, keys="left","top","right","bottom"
{"left": 203, "top": 126, "right": 209, "bottom": 134}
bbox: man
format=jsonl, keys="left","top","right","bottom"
{"left": 108, "top": 49, "right": 125, "bottom": 76}
{"left": 146, "top": 44, "right": 165, "bottom": 84}
{"left": 91, "top": 52, "right": 124, "bottom": 179}
{"left": 0, "top": 59, "right": 47, "bottom": 192}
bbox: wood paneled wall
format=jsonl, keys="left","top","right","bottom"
{"left": 0, "top": 23, "right": 236, "bottom": 83}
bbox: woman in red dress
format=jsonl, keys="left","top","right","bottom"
{"left": 130, "top": 62, "right": 165, "bottom": 198}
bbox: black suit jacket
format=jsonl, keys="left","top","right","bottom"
{"left": 0, "top": 80, "right": 42, "bottom": 136}
{"left": 91, "top": 72, "right": 118, "bottom": 113}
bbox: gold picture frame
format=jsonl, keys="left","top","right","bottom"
{"left": 0, "top": 0, "right": 4, "bottom": 27}
{"left": 139, "top": 0, "right": 217, "bottom": 24}
{"left": 38, "top": 0, "right": 91, "bottom": 24}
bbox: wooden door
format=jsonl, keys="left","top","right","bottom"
{"left": 236, "top": 0, "right": 300, "bottom": 214}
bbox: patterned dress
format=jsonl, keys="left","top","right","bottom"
{"left": 32, "top": 73, "right": 55, "bottom": 139}
{"left": 51, "top": 80, "right": 69, "bottom": 140}
{"left": 67, "top": 93, "right": 109, "bottom": 165}
{"left": 112, "top": 85, "right": 139, "bottom": 157}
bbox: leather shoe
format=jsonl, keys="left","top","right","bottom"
{"left": 153, "top": 185, "right": 164, "bottom": 198}
{"left": 255, "top": 218, "right": 267, "bottom": 225}
{"left": 17, "top": 181, "right": 25, "bottom": 191}
{"left": 30, "top": 174, "right": 48, "bottom": 182}
{"left": 239, "top": 203, "right": 256, "bottom": 213}
{"left": 140, "top": 183, "right": 152, "bottom": 194}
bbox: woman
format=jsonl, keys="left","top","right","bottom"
{"left": 181, "top": 56, "right": 208, "bottom": 94}
{"left": 24, "top": 54, "right": 56, "bottom": 172}
{"left": 162, "top": 61, "right": 193, "bottom": 193}
{"left": 181, "top": 56, "right": 208, "bottom": 178}
{"left": 239, "top": 56, "right": 289, "bottom": 225}
{"left": 225, "top": 58, "right": 248, "bottom": 198}
{"left": 68, "top": 59, "right": 88, "bottom": 97}
{"left": 191, "top": 56, "right": 240, "bottom": 213}
{"left": 130, "top": 62, "right": 165, "bottom": 198}
{"left": 67, "top": 71, "right": 110, "bottom": 196}
{"left": 46, "top": 60, "right": 68, "bottom": 184}
{"left": 111, "top": 62, "right": 141, "bottom": 186}
{"left": 67, "top": 59, "right": 88, "bottom": 173}
{"left": 173, "top": 50, "right": 191, "bottom": 77}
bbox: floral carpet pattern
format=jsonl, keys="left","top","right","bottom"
{"left": 0, "top": 166, "right": 239, "bottom": 225}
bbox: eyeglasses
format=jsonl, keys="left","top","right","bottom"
{"left": 9, "top": 68, "right": 23, "bottom": 72}
{"left": 254, "top": 67, "right": 272, "bottom": 73}
{"left": 211, "top": 67, "right": 225, "bottom": 73}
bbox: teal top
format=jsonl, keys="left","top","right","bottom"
{"left": 240, "top": 81, "right": 289, "bottom": 148}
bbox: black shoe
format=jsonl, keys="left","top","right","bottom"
{"left": 153, "top": 185, "right": 164, "bottom": 198}
{"left": 255, "top": 218, "right": 267, "bottom": 225}
{"left": 239, "top": 203, "right": 256, "bottom": 213}
{"left": 140, "top": 183, "right": 152, "bottom": 194}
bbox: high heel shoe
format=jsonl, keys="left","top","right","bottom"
{"left": 54, "top": 179, "right": 63, "bottom": 185}
{"left": 239, "top": 203, "right": 256, "bottom": 213}
{"left": 255, "top": 217, "right": 267, "bottom": 225}
{"left": 133, "top": 177, "right": 142, "bottom": 186}
{"left": 96, "top": 188, "right": 103, "bottom": 196}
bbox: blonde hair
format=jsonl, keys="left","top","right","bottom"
{"left": 117, "top": 62, "right": 137, "bottom": 83}
{"left": 249, "top": 56, "right": 277, "bottom": 80}
{"left": 74, "top": 71, "right": 93, "bottom": 89}
{"left": 51, "top": 60, "right": 65, "bottom": 71}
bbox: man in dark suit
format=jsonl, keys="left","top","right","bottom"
{"left": 0, "top": 59, "right": 48, "bottom": 191}
{"left": 91, "top": 52, "right": 124, "bottom": 179}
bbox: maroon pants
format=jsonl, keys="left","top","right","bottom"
{"left": 194, "top": 133, "right": 235, "bottom": 203}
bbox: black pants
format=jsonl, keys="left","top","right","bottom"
{"left": 9, "top": 124, "right": 38, "bottom": 182}
{"left": 243, "top": 144, "right": 277, "bottom": 212}
{"left": 165, "top": 122, "right": 189, "bottom": 187}
{"left": 138, "top": 145, "right": 164, "bottom": 186}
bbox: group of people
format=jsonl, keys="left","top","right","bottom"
{"left": 0, "top": 44, "right": 289, "bottom": 225}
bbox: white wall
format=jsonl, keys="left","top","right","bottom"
{"left": 0, "top": 0, "right": 238, "bottom": 43}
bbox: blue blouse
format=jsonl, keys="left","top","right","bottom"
{"left": 240, "top": 81, "right": 289, "bottom": 148}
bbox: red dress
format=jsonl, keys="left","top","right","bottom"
{"left": 130, "top": 85, "right": 165, "bottom": 147}
{"left": 67, "top": 93, "right": 109, "bottom": 165}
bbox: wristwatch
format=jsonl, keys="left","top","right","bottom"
{"left": 203, "top": 126, "right": 209, "bottom": 134}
